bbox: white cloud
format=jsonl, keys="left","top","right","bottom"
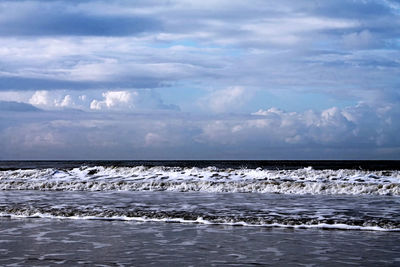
{"left": 55, "top": 95, "right": 74, "bottom": 108}
{"left": 28, "top": 90, "right": 77, "bottom": 109}
{"left": 0, "top": 89, "right": 178, "bottom": 112}
{"left": 29, "top": 91, "right": 51, "bottom": 106}
{"left": 90, "top": 91, "right": 137, "bottom": 110}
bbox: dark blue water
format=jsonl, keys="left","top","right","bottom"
{"left": 1, "top": 160, "right": 399, "bottom": 170}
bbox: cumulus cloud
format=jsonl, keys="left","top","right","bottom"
{"left": 55, "top": 95, "right": 74, "bottom": 108}
{"left": 29, "top": 91, "right": 52, "bottom": 106}
{"left": 0, "top": 89, "right": 178, "bottom": 112}
{"left": 2, "top": 101, "right": 398, "bottom": 159}
{"left": 195, "top": 103, "right": 399, "bottom": 151}
{"left": 27, "top": 90, "right": 79, "bottom": 109}
{"left": 90, "top": 91, "right": 136, "bottom": 110}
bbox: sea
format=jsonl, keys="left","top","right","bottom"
{"left": 0, "top": 160, "right": 399, "bottom": 266}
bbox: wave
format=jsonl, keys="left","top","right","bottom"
{"left": 0, "top": 180, "right": 399, "bottom": 195}
{"left": 1, "top": 206, "right": 398, "bottom": 231}
{"left": 0, "top": 165, "right": 399, "bottom": 195}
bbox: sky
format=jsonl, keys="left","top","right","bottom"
{"left": 0, "top": 0, "right": 399, "bottom": 160}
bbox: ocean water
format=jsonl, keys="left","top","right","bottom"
{"left": 0, "top": 160, "right": 399, "bottom": 266}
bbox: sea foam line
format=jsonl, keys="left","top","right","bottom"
{"left": 1, "top": 212, "right": 399, "bottom": 232}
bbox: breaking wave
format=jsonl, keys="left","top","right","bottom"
{"left": 0, "top": 165, "right": 399, "bottom": 195}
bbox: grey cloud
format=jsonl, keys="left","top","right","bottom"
{"left": 0, "top": 0, "right": 398, "bottom": 94}
{"left": 0, "top": 2, "right": 161, "bottom": 36}
{"left": 0, "top": 111, "right": 196, "bottom": 159}
{"left": 133, "top": 90, "right": 180, "bottom": 111}
{"left": 0, "top": 100, "right": 40, "bottom": 112}
{"left": 1, "top": 0, "right": 398, "bottom": 47}
{"left": 308, "top": 0, "right": 392, "bottom": 18}
{"left": 0, "top": 76, "right": 164, "bottom": 91}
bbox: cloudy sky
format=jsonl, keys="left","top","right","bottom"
{"left": 0, "top": 0, "right": 399, "bottom": 159}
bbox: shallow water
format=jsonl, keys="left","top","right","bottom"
{"left": 1, "top": 218, "right": 399, "bottom": 266}
{"left": 1, "top": 191, "right": 400, "bottom": 230}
